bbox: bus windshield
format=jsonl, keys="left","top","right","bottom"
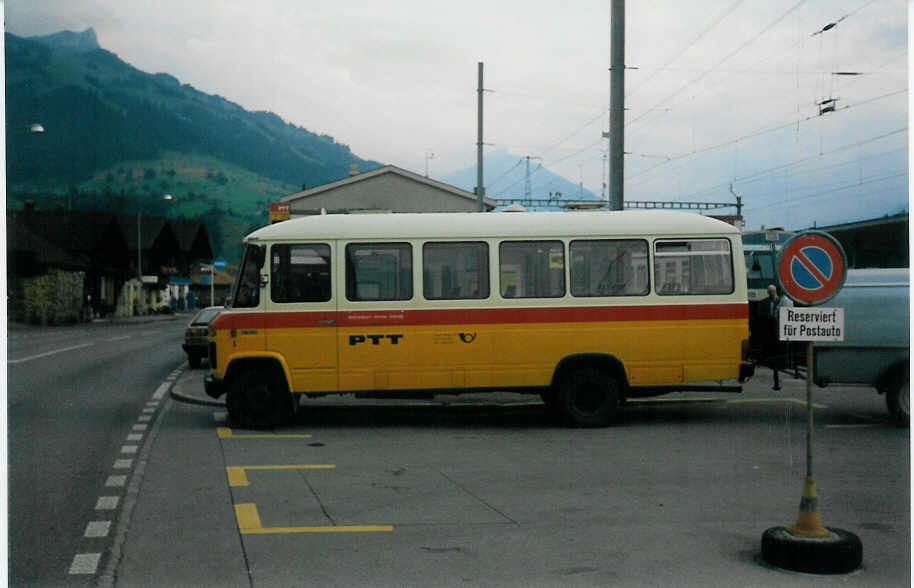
{"left": 229, "top": 244, "right": 264, "bottom": 309}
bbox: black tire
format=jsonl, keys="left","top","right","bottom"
{"left": 539, "top": 389, "right": 558, "bottom": 410}
{"left": 886, "top": 374, "right": 909, "bottom": 427}
{"left": 225, "top": 366, "right": 293, "bottom": 429}
{"left": 187, "top": 353, "right": 201, "bottom": 369}
{"left": 761, "top": 526, "right": 862, "bottom": 574}
{"left": 558, "top": 367, "right": 620, "bottom": 427}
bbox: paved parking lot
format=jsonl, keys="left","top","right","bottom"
{"left": 113, "top": 368, "right": 909, "bottom": 587}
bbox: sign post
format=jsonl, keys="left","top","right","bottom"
{"left": 211, "top": 257, "right": 227, "bottom": 306}
{"left": 761, "top": 231, "right": 861, "bottom": 574}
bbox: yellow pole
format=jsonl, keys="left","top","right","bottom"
{"left": 787, "top": 342, "right": 831, "bottom": 538}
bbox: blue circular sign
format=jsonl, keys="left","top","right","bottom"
{"left": 776, "top": 231, "right": 847, "bottom": 306}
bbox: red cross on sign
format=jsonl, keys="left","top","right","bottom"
{"left": 776, "top": 231, "right": 847, "bottom": 306}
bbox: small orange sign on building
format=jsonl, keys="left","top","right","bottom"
{"left": 269, "top": 202, "right": 291, "bottom": 223}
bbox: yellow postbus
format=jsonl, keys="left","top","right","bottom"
{"left": 205, "top": 210, "right": 754, "bottom": 427}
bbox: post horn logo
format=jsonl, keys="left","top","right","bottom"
{"left": 459, "top": 332, "right": 477, "bottom": 343}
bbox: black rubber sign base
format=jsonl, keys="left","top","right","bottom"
{"left": 761, "top": 526, "right": 863, "bottom": 575}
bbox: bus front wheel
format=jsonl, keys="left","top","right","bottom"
{"left": 558, "top": 367, "right": 620, "bottom": 427}
{"left": 226, "top": 366, "right": 292, "bottom": 429}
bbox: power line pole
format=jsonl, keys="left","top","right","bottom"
{"left": 524, "top": 155, "right": 542, "bottom": 199}
{"left": 476, "top": 62, "right": 485, "bottom": 212}
{"left": 609, "top": 0, "right": 625, "bottom": 211}
{"left": 729, "top": 183, "right": 744, "bottom": 230}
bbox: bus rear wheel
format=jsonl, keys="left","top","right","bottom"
{"left": 226, "top": 366, "right": 292, "bottom": 429}
{"left": 558, "top": 367, "right": 620, "bottom": 427}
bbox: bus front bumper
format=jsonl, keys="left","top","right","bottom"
{"left": 204, "top": 374, "right": 225, "bottom": 399}
{"left": 739, "top": 362, "right": 755, "bottom": 383}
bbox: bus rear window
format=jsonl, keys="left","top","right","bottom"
{"left": 654, "top": 239, "right": 733, "bottom": 295}
{"left": 346, "top": 243, "right": 413, "bottom": 301}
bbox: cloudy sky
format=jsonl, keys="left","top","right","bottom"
{"left": 5, "top": 0, "right": 909, "bottom": 230}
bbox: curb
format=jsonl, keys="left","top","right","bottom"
{"left": 167, "top": 369, "right": 542, "bottom": 410}
{"left": 169, "top": 369, "right": 225, "bottom": 407}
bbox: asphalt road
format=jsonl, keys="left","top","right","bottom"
{"left": 7, "top": 316, "right": 188, "bottom": 587}
{"left": 7, "top": 320, "right": 910, "bottom": 586}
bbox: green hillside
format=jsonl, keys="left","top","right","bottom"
{"left": 8, "top": 151, "right": 298, "bottom": 262}
{"left": 5, "top": 28, "right": 383, "bottom": 262}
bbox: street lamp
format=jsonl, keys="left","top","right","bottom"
{"left": 137, "top": 194, "right": 176, "bottom": 281}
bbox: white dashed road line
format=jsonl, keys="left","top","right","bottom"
{"left": 84, "top": 521, "right": 111, "bottom": 538}
{"left": 96, "top": 497, "right": 120, "bottom": 511}
{"left": 70, "top": 363, "right": 185, "bottom": 579}
{"left": 152, "top": 382, "right": 170, "bottom": 400}
{"left": 69, "top": 553, "right": 101, "bottom": 575}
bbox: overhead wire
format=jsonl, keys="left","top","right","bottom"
{"left": 627, "top": 0, "right": 889, "bottom": 147}
{"left": 626, "top": 89, "right": 907, "bottom": 185}
{"left": 744, "top": 171, "right": 906, "bottom": 212}
{"left": 669, "top": 139, "right": 906, "bottom": 202}
{"left": 486, "top": 157, "right": 525, "bottom": 192}
{"left": 626, "top": 0, "right": 746, "bottom": 100}
{"left": 625, "top": 0, "right": 809, "bottom": 131}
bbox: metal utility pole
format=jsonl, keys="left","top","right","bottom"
{"left": 729, "top": 183, "right": 744, "bottom": 230}
{"left": 476, "top": 62, "right": 485, "bottom": 212}
{"left": 524, "top": 156, "right": 542, "bottom": 199}
{"left": 609, "top": 0, "right": 625, "bottom": 211}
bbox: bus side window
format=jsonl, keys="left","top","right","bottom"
{"left": 270, "top": 244, "right": 331, "bottom": 303}
{"left": 423, "top": 242, "right": 489, "bottom": 300}
{"left": 654, "top": 239, "right": 734, "bottom": 295}
{"left": 346, "top": 243, "right": 413, "bottom": 301}
{"left": 499, "top": 241, "right": 565, "bottom": 299}
{"left": 570, "top": 239, "right": 649, "bottom": 297}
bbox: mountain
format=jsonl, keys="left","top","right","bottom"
{"left": 5, "top": 28, "right": 383, "bottom": 261}
{"left": 28, "top": 27, "right": 101, "bottom": 53}
{"left": 6, "top": 29, "right": 381, "bottom": 189}
{"left": 441, "top": 150, "right": 601, "bottom": 209}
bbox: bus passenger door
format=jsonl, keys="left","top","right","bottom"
{"left": 265, "top": 243, "right": 338, "bottom": 394}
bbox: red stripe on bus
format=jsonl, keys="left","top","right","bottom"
{"left": 210, "top": 304, "right": 747, "bottom": 330}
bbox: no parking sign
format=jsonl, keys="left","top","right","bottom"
{"left": 776, "top": 231, "right": 847, "bottom": 306}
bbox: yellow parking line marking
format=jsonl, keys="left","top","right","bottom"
{"left": 726, "top": 398, "right": 827, "bottom": 409}
{"left": 217, "top": 427, "right": 312, "bottom": 439}
{"left": 226, "top": 465, "right": 336, "bottom": 487}
{"left": 234, "top": 503, "right": 392, "bottom": 534}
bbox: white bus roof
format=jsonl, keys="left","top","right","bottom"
{"left": 246, "top": 210, "right": 739, "bottom": 242}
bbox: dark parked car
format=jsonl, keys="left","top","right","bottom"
{"left": 183, "top": 306, "right": 222, "bottom": 368}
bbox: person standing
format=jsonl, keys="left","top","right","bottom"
{"left": 759, "top": 284, "right": 784, "bottom": 390}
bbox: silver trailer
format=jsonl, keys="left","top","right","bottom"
{"left": 813, "top": 268, "right": 909, "bottom": 425}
